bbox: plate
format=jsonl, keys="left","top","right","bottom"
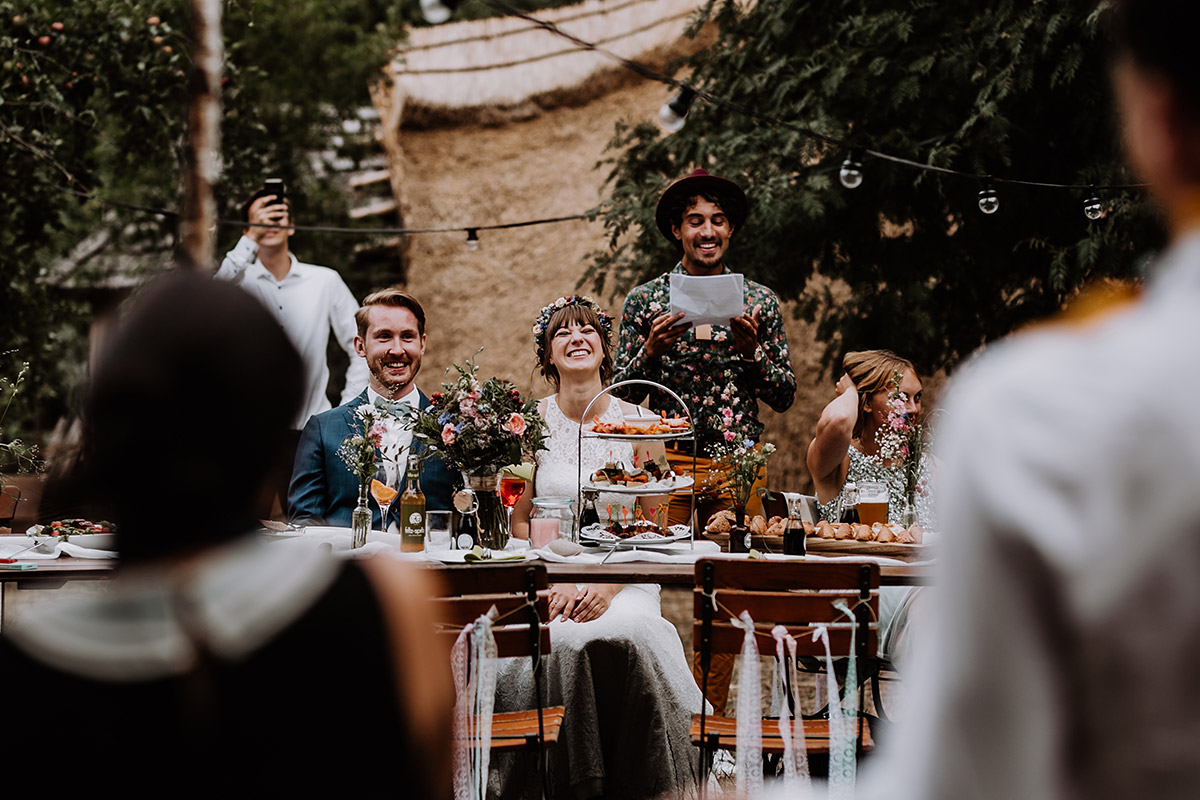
{"left": 579, "top": 524, "right": 692, "bottom": 547}
{"left": 427, "top": 550, "right": 536, "bottom": 564}
{"left": 29, "top": 533, "right": 116, "bottom": 551}
{"left": 583, "top": 475, "right": 694, "bottom": 494}
{"left": 580, "top": 430, "right": 693, "bottom": 442}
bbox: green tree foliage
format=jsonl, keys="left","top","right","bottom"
{"left": 590, "top": 0, "right": 1164, "bottom": 374}
{"left": 0, "top": 0, "right": 410, "bottom": 439}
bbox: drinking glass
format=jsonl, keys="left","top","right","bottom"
{"left": 857, "top": 480, "right": 890, "bottom": 526}
{"left": 499, "top": 473, "right": 525, "bottom": 535}
{"left": 425, "top": 510, "right": 453, "bottom": 553}
{"left": 370, "top": 464, "right": 401, "bottom": 534}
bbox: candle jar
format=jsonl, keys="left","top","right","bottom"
{"left": 530, "top": 496, "right": 576, "bottom": 548}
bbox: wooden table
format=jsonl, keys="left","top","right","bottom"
{"left": 0, "top": 537, "right": 930, "bottom": 627}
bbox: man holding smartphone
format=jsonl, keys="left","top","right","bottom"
{"left": 216, "top": 181, "right": 368, "bottom": 429}
{"left": 216, "top": 182, "right": 369, "bottom": 518}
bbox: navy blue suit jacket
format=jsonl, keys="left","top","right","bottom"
{"left": 288, "top": 390, "right": 456, "bottom": 527}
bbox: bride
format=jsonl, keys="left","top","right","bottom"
{"left": 497, "top": 295, "right": 704, "bottom": 799}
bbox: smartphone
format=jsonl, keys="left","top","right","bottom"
{"left": 263, "top": 177, "right": 286, "bottom": 204}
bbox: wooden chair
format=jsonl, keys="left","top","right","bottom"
{"left": 0, "top": 483, "right": 20, "bottom": 528}
{"left": 690, "top": 558, "right": 879, "bottom": 782}
{"left": 430, "top": 563, "right": 564, "bottom": 796}
{"left": 759, "top": 487, "right": 898, "bottom": 721}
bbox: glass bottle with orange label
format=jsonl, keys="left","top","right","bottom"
{"left": 399, "top": 454, "right": 426, "bottom": 553}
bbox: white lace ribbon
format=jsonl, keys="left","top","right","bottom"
{"left": 771, "top": 625, "right": 811, "bottom": 795}
{"left": 451, "top": 613, "right": 498, "bottom": 800}
{"left": 734, "top": 610, "right": 763, "bottom": 799}
{"left": 813, "top": 599, "right": 859, "bottom": 800}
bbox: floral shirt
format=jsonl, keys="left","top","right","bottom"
{"left": 613, "top": 263, "right": 796, "bottom": 452}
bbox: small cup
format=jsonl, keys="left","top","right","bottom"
{"left": 425, "top": 510, "right": 453, "bottom": 553}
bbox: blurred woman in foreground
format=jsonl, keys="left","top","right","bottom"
{"left": 0, "top": 275, "right": 452, "bottom": 798}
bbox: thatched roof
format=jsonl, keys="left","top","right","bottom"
{"left": 388, "top": 0, "right": 702, "bottom": 115}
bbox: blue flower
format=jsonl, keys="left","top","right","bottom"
{"left": 438, "top": 412, "right": 451, "bottom": 425}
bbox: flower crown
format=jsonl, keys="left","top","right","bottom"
{"left": 531, "top": 295, "right": 614, "bottom": 361}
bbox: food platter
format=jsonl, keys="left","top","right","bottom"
{"left": 580, "top": 430, "right": 693, "bottom": 442}
{"left": 582, "top": 475, "right": 694, "bottom": 495}
{"left": 580, "top": 523, "right": 691, "bottom": 547}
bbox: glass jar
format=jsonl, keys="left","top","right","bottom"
{"left": 530, "top": 496, "right": 576, "bottom": 547}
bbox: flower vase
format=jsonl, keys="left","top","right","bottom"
{"left": 900, "top": 490, "right": 918, "bottom": 528}
{"left": 463, "top": 471, "right": 509, "bottom": 550}
{"left": 728, "top": 502, "right": 751, "bottom": 554}
{"left": 351, "top": 480, "right": 372, "bottom": 549}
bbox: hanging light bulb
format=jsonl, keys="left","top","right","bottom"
{"left": 1083, "top": 188, "right": 1104, "bottom": 220}
{"left": 420, "top": 0, "right": 458, "bottom": 24}
{"left": 657, "top": 87, "right": 696, "bottom": 133}
{"left": 466, "top": 228, "right": 479, "bottom": 251}
{"left": 977, "top": 179, "right": 1000, "bottom": 215}
{"left": 839, "top": 150, "right": 864, "bottom": 189}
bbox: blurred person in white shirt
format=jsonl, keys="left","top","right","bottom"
{"left": 853, "top": 2, "right": 1200, "bottom": 799}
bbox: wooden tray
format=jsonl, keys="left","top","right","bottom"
{"left": 701, "top": 533, "right": 929, "bottom": 563}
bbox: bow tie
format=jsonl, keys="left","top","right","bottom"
{"left": 373, "top": 396, "right": 412, "bottom": 418}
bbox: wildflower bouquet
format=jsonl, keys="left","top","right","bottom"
{"left": 337, "top": 404, "right": 402, "bottom": 488}
{"left": 0, "top": 355, "right": 42, "bottom": 480}
{"left": 874, "top": 371, "right": 932, "bottom": 500}
{"left": 710, "top": 438, "right": 777, "bottom": 510}
{"left": 408, "top": 353, "right": 548, "bottom": 476}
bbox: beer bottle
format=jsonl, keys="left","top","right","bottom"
{"left": 838, "top": 482, "right": 860, "bottom": 524}
{"left": 783, "top": 516, "right": 806, "bottom": 556}
{"left": 579, "top": 489, "right": 601, "bottom": 530}
{"left": 398, "top": 454, "right": 426, "bottom": 553}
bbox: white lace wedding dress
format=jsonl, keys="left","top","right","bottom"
{"left": 489, "top": 396, "right": 705, "bottom": 799}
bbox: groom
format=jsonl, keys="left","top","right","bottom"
{"left": 288, "top": 288, "right": 455, "bottom": 526}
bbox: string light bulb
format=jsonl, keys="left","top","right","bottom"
{"left": 419, "top": 0, "right": 458, "bottom": 24}
{"left": 466, "top": 228, "right": 479, "bottom": 251}
{"left": 978, "top": 179, "right": 1000, "bottom": 215}
{"left": 658, "top": 87, "right": 696, "bottom": 133}
{"left": 839, "top": 150, "right": 864, "bottom": 189}
{"left": 1083, "top": 189, "right": 1103, "bottom": 220}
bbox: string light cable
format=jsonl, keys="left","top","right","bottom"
{"left": 438, "top": 0, "right": 1147, "bottom": 215}
{"left": 44, "top": 182, "right": 591, "bottom": 239}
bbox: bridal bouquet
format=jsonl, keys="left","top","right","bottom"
{"left": 408, "top": 352, "right": 548, "bottom": 476}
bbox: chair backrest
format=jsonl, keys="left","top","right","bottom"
{"left": 0, "top": 484, "right": 20, "bottom": 526}
{"left": 758, "top": 489, "right": 819, "bottom": 524}
{"left": 430, "top": 563, "right": 552, "bottom": 659}
{"left": 692, "top": 559, "right": 879, "bottom": 665}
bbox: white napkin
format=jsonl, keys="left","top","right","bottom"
{"left": 0, "top": 539, "right": 118, "bottom": 560}
{"left": 533, "top": 539, "right": 721, "bottom": 564}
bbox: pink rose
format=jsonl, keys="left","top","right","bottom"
{"left": 441, "top": 423, "right": 457, "bottom": 445}
{"left": 723, "top": 430, "right": 737, "bottom": 443}
{"left": 460, "top": 397, "right": 476, "bottom": 415}
{"left": 368, "top": 423, "right": 386, "bottom": 448}
{"left": 504, "top": 412, "right": 527, "bottom": 436}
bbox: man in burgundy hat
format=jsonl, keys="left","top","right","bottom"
{"left": 614, "top": 169, "right": 795, "bottom": 710}
{"left": 614, "top": 168, "right": 796, "bottom": 514}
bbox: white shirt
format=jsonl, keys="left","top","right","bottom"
{"left": 857, "top": 231, "right": 1200, "bottom": 800}
{"left": 216, "top": 236, "right": 369, "bottom": 428}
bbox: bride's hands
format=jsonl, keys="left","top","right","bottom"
{"left": 547, "top": 583, "right": 621, "bottom": 622}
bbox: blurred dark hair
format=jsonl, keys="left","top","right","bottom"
{"left": 1110, "top": 0, "right": 1200, "bottom": 117}
{"left": 83, "top": 274, "right": 302, "bottom": 563}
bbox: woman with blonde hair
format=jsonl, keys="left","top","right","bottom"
{"left": 806, "top": 349, "right": 934, "bottom": 527}
{"left": 807, "top": 350, "right": 931, "bottom": 665}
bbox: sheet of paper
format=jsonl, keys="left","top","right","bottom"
{"left": 668, "top": 273, "right": 744, "bottom": 327}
